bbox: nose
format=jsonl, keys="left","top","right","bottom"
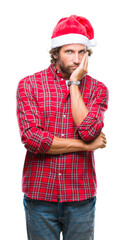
{"left": 73, "top": 53, "right": 80, "bottom": 65}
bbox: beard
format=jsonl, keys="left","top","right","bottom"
{"left": 58, "top": 57, "right": 79, "bottom": 79}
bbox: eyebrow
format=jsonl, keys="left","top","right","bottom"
{"left": 64, "top": 48, "right": 87, "bottom": 52}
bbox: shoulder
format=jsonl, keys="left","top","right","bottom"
{"left": 84, "top": 75, "right": 109, "bottom": 95}
{"left": 85, "top": 75, "right": 108, "bottom": 89}
{"left": 17, "top": 65, "right": 53, "bottom": 88}
{"left": 17, "top": 69, "right": 43, "bottom": 86}
{"left": 17, "top": 67, "right": 49, "bottom": 89}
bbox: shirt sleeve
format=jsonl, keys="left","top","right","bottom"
{"left": 74, "top": 82, "right": 109, "bottom": 141}
{"left": 16, "top": 77, "right": 54, "bottom": 154}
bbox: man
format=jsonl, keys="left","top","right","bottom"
{"left": 16, "top": 15, "right": 108, "bottom": 240}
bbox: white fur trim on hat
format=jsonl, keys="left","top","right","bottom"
{"left": 51, "top": 33, "right": 96, "bottom": 49}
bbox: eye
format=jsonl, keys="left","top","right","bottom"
{"left": 79, "top": 50, "right": 86, "bottom": 54}
{"left": 65, "top": 50, "right": 72, "bottom": 54}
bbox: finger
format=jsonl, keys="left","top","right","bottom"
{"left": 102, "top": 134, "right": 106, "bottom": 139}
{"left": 101, "top": 143, "right": 106, "bottom": 148}
{"left": 81, "top": 52, "right": 88, "bottom": 66}
{"left": 101, "top": 132, "right": 105, "bottom": 135}
{"left": 101, "top": 132, "right": 105, "bottom": 137}
{"left": 80, "top": 53, "right": 88, "bottom": 74}
{"left": 102, "top": 137, "right": 107, "bottom": 143}
{"left": 101, "top": 145, "right": 106, "bottom": 148}
{"left": 103, "top": 139, "right": 107, "bottom": 144}
{"left": 84, "top": 53, "right": 88, "bottom": 70}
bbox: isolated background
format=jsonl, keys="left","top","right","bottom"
{"left": 1, "top": 0, "right": 125, "bottom": 239}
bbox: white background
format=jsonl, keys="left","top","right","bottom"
{"left": 0, "top": 0, "right": 125, "bottom": 239}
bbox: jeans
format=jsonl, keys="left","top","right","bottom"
{"left": 23, "top": 195, "right": 96, "bottom": 240}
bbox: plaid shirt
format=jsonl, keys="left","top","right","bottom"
{"left": 16, "top": 64, "right": 108, "bottom": 202}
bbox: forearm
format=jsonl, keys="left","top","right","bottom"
{"left": 47, "top": 136, "right": 88, "bottom": 154}
{"left": 69, "top": 82, "right": 108, "bottom": 142}
{"left": 21, "top": 128, "right": 54, "bottom": 154}
{"left": 70, "top": 85, "right": 89, "bottom": 126}
{"left": 47, "top": 132, "right": 107, "bottom": 155}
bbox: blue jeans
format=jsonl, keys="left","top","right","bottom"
{"left": 23, "top": 195, "right": 96, "bottom": 240}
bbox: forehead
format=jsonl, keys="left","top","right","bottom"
{"left": 60, "top": 44, "right": 86, "bottom": 51}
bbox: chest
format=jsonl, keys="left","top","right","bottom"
{"left": 33, "top": 77, "right": 94, "bottom": 120}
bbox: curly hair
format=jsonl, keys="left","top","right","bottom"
{"left": 49, "top": 47, "right": 61, "bottom": 66}
{"left": 49, "top": 47, "right": 93, "bottom": 66}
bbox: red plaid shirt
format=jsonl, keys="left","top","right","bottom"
{"left": 16, "top": 64, "right": 108, "bottom": 202}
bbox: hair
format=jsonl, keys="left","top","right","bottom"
{"left": 49, "top": 47, "right": 61, "bottom": 66}
{"left": 49, "top": 46, "right": 93, "bottom": 66}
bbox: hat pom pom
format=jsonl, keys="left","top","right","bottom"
{"left": 89, "top": 38, "right": 97, "bottom": 47}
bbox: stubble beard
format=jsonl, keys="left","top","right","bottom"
{"left": 58, "top": 61, "right": 72, "bottom": 79}
{"left": 58, "top": 56, "right": 79, "bottom": 79}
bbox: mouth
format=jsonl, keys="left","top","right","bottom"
{"left": 71, "top": 66, "right": 79, "bottom": 69}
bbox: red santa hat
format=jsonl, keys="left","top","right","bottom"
{"left": 51, "top": 15, "right": 96, "bottom": 49}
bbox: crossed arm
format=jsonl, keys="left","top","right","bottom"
{"left": 47, "top": 132, "right": 107, "bottom": 154}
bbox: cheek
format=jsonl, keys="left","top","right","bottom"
{"left": 63, "top": 56, "right": 73, "bottom": 66}
{"left": 59, "top": 53, "right": 73, "bottom": 67}
{"left": 79, "top": 54, "right": 85, "bottom": 61}
{"left": 59, "top": 58, "right": 68, "bottom": 67}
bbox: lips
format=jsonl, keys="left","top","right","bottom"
{"left": 71, "top": 66, "right": 79, "bottom": 69}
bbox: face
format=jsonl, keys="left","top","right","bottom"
{"left": 55, "top": 44, "right": 87, "bottom": 79}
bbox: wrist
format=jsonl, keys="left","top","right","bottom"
{"left": 68, "top": 80, "right": 80, "bottom": 87}
{"left": 83, "top": 142, "right": 90, "bottom": 151}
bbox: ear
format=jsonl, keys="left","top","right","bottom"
{"left": 53, "top": 54, "right": 58, "bottom": 60}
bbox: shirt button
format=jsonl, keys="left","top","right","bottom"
{"left": 63, "top": 115, "right": 66, "bottom": 118}
{"left": 61, "top": 78, "right": 63, "bottom": 81}
{"left": 59, "top": 173, "right": 61, "bottom": 176}
{"left": 61, "top": 134, "right": 64, "bottom": 137}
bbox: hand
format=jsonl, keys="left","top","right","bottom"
{"left": 70, "top": 52, "right": 88, "bottom": 81}
{"left": 87, "top": 132, "right": 107, "bottom": 151}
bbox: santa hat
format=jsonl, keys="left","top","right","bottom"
{"left": 51, "top": 15, "right": 96, "bottom": 49}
